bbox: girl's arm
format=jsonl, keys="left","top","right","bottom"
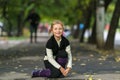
{"left": 65, "top": 45, "right": 72, "bottom": 68}
{"left": 46, "top": 48, "right": 61, "bottom": 69}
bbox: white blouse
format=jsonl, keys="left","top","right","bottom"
{"left": 44, "top": 40, "right": 72, "bottom": 69}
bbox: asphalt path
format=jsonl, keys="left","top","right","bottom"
{"left": 0, "top": 32, "right": 120, "bottom": 80}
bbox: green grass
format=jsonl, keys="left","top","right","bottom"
{"left": 8, "top": 36, "right": 28, "bottom": 40}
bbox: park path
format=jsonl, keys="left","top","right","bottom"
{"left": 0, "top": 32, "right": 120, "bottom": 80}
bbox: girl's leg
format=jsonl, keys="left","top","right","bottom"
{"left": 56, "top": 58, "right": 68, "bottom": 68}
{"left": 32, "top": 69, "right": 51, "bottom": 78}
{"left": 32, "top": 60, "right": 61, "bottom": 78}
{"left": 32, "top": 50, "right": 68, "bottom": 78}
{"left": 56, "top": 50, "right": 68, "bottom": 68}
{"left": 44, "top": 60, "right": 62, "bottom": 78}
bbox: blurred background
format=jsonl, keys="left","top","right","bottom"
{"left": 0, "top": 0, "right": 120, "bottom": 50}
{"left": 0, "top": 0, "right": 120, "bottom": 79}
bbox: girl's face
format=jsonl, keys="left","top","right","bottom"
{"left": 52, "top": 23, "right": 63, "bottom": 39}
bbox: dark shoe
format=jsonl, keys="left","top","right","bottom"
{"left": 39, "top": 69, "right": 51, "bottom": 77}
{"left": 31, "top": 70, "right": 40, "bottom": 78}
{"left": 31, "top": 69, "right": 51, "bottom": 78}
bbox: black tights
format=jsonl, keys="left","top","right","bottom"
{"left": 32, "top": 50, "right": 68, "bottom": 78}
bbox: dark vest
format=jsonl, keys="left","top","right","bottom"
{"left": 45, "top": 35, "right": 69, "bottom": 56}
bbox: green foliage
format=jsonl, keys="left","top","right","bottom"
{"left": 107, "top": 2, "right": 115, "bottom": 13}
{"left": 105, "top": 0, "right": 117, "bottom": 24}
{"left": 8, "top": 36, "right": 27, "bottom": 40}
{"left": 0, "top": 0, "right": 94, "bottom": 34}
{"left": 105, "top": 12, "right": 113, "bottom": 24}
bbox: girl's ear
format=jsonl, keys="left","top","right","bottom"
{"left": 48, "top": 27, "right": 53, "bottom": 34}
{"left": 51, "top": 30, "right": 53, "bottom": 33}
{"left": 48, "top": 29, "right": 53, "bottom": 35}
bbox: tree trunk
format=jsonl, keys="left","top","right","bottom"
{"left": 80, "top": 0, "right": 94, "bottom": 43}
{"left": 89, "top": 20, "right": 96, "bottom": 44}
{"left": 87, "top": 0, "right": 96, "bottom": 44}
{"left": 96, "top": 0, "right": 105, "bottom": 49}
{"left": 104, "top": 0, "right": 120, "bottom": 50}
{"left": 89, "top": 0, "right": 112, "bottom": 44}
{"left": 80, "top": 9, "right": 92, "bottom": 42}
{"left": 2, "top": 0, "right": 12, "bottom": 36}
{"left": 17, "top": 11, "right": 24, "bottom": 37}
{"left": 5, "top": 17, "right": 12, "bottom": 36}
{"left": 104, "top": 0, "right": 112, "bottom": 11}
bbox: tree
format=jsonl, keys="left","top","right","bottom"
{"left": 88, "top": 0, "right": 112, "bottom": 45}
{"left": 88, "top": 0, "right": 97, "bottom": 44}
{"left": 70, "top": 0, "right": 91, "bottom": 39}
{"left": 96, "top": 0, "right": 105, "bottom": 49}
{"left": 1, "top": 0, "right": 115, "bottom": 39}
{"left": 104, "top": 0, "right": 120, "bottom": 50}
{"left": 80, "top": 0, "right": 95, "bottom": 42}
{"left": 0, "top": 0, "right": 27, "bottom": 36}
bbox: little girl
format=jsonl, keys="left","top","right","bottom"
{"left": 32, "top": 20, "right": 72, "bottom": 78}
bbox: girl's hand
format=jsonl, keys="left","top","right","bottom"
{"left": 59, "top": 67, "right": 66, "bottom": 76}
{"left": 64, "top": 67, "right": 71, "bottom": 76}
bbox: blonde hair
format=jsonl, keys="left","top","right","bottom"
{"left": 49, "top": 20, "right": 64, "bottom": 33}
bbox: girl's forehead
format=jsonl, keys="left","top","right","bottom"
{"left": 53, "top": 24, "right": 63, "bottom": 27}
{"left": 54, "top": 23, "right": 61, "bottom": 26}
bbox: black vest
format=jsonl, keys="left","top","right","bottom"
{"left": 45, "top": 35, "right": 69, "bottom": 56}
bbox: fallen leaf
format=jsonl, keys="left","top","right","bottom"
{"left": 80, "top": 63, "right": 86, "bottom": 66}
{"left": 90, "top": 54, "right": 94, "bottom": 57}
{"left": 88, "top": 75, "right": 93, "bottom": 80}
{"left": 77, "top": 59, "right": 80, "bottom": 61}
{"left": 10, "top": 71, "right": 16, "bottom": 74}
{"left": 21, "top": 70, "right": 24, "bottom": 72}
{"left": 71, "top": 72, "right": 77, "bottom": 75}
{"left": 115, "top": 57, "right": 120, "bottom": 62}
{"left": 14, "top": 67, "right": 18, "bottom": 69}
{"left": 73, "top": 57, "right": 77, "bottom": 61}
{"left": 99, "top": 63, "right": 103, "bottom": 65}
{"left": 19, "top": 65, "right": 22, "bottom": 67}
{"left": 34, "top": 67, "right": 38, "bottom": 70}
{"left": 98, "top": 57, "right": 106, "bottom": 61}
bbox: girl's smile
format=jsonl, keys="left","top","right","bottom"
{"left": 52, "top": 24, "right": 64, "bottom": 40}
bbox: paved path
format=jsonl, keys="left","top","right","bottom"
{"left": 0, "top": 32, "right": 49, "bottom": 50}
{"left": 0, "top": 33, "right": 120, "bottom": 80}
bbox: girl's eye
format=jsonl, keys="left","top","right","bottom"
{"left": 59, "top": 28, "right": 62, "bottom": 30}
{"left": 54, "top": 28, "right": 57, "bottom": 30}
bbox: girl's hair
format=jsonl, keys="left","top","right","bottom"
{"left": 49, "top": 20, "right": 64, "bottom": 33}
